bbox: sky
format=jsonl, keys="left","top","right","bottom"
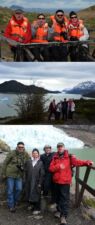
{"left": 0, "top": 62, "right": 95, "bottom": 91}
{"left": 0, "top": 0, "right": 95, "bottom": 10}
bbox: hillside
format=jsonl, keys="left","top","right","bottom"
{"left": 83, "top": 91, "right": 95, "bottom": 98}
{"left": 0, "top": 5, "right": 95, "bottom": 29}
{"left": 0, "top": 80, "right": 59, "bottom": 94}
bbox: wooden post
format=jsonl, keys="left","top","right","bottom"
{"left": 75, "top": 167, "right": 80, "bottom": 206}
{"left": 77, "top": 166, "right": 91, "bottom": 207}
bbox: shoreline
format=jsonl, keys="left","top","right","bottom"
{"left": 57, "top": 125, "right": 95, "bottom": 148}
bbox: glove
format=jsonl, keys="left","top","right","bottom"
{"left": 86, "top": 160, "right": 94, "bottom": 166}
{"left": 60, "top": 32, "right": 68, "bottom": 40}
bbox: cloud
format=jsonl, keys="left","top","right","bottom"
{"left": 0, "top": 0, "right": 95, "bottom": 9}
{"left": 0, "top": 62, "right": 95, "bottom": 90}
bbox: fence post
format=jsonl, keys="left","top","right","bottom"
{"left": 77, "top": 166, "right": 91, "bottom": 207}
{"left": 75, "top": 167, "right": 80, "bottom": 206}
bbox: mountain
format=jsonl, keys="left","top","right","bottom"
{"left": 83, "top": 91, "right": 95, "bottom": 98}
{"left": 10, "top": 5, "right": 79, "bottom": 13}
{"left": 0, "top": 80, "right": 60, "bottom": 94}
{"left": 64, "top": 81, "right": 95, "bottom": 94}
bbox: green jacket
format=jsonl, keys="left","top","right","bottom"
{"left": 2, "top": 150, "right": 30, "bottom": 179}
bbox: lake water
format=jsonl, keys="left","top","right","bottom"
{"left": 0, "top": 93, "right": 92, "bottom": 118}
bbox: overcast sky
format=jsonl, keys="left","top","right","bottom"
{"left": 0, "top": 62, "right": 95, "bottom": 91}
{"left": 0, "top": 0, "right": 95, "bottom": 10}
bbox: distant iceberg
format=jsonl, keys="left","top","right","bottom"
{"left": 0, "top": 97, "right": 8, "bottom": 101}
{"left": 0, "top": 125, "right": 84, "bottom": 152}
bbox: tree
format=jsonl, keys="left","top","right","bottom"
{"left": 15, "top": 92, "right": 48, "bottom": 123}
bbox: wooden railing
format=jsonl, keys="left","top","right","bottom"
{"left": 1, "top": 35, "right": 95, "bottom": 61}
{"left": 75, "top": 165, "right": 95, "bottom": 207}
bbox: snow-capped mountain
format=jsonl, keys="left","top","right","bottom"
{"left": 64, "top": 81, "right": 95, "bottom": 94}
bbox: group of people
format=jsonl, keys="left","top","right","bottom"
{"left": 48, "top": 98, "right": 75, "bottom": 121}
{"left": 3, "top": 8, "right": 89, "bottom": 61}
{"left": 1, "top": 141, "right": 93, "bottom": 225}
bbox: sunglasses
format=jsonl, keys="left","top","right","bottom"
{"left": 57, "top": 14, "right": 64, "bottom": 17}
{"left": 38, "top": 17, "right": 45, "bottom": 20}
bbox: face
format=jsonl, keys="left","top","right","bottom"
{"left": 14, "top": 12, "right": 23, "bottom": 20}
{"left": 56, "top": 12, "right": 64, "bottom": 22}
{"left": 17, "top": 144, "right": 25, "bottom": 153}
{"left": 57, "top": 145, "right": 65, "bottom": 153}
{"left": 44, "top": 147, "right": 51, "bottom": 154}
{"left": 70, "top": 15, "right": 78, "bottom": 22}
{"left": 38, "top": 15, "right": 45, "bottom": 26}
{"left": 32, "top": 151, "right": 39, "bottom": 159}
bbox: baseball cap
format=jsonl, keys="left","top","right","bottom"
{"left": 57, "top": 142, "right": 64, "bottom": 148}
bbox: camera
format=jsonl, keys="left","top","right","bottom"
{"left": 16, "top": 164, "right": 24, "bottom": 172}
{"left": 60, "top": 32, "right": 68, "bottom": 40}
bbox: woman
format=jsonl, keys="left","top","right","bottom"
{"left": 25, "top": 148, "right": 44, "bottom": 215}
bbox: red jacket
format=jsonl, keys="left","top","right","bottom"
{"left": 49, "top": 150, "right": 92, "bottom": 184}
{"left": 4, "top": 16, "right": 32, "bottom": 43}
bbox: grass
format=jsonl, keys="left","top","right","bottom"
{"left": 84, "top": 198, "right": 95, "bottom": 208}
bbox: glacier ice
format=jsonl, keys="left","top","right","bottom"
{"left": 0, "top": 125, "right": 84, "bottom": 152}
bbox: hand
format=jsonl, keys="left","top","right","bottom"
{"left": 60, "top": 164, "right": 65, "bottom": 169}
{"left": 86, "top": 160, "right": 94, "bottom": 166}
{"left": 33, "top": 21, "right": 39, "bottom": 29}
{"left": 2, "top": 175, "right": 6, "bottom": 180}
{"left": 18, "top": 37, "right": 24, "bottom": 43}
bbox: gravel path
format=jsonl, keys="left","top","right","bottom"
{"left": 0, "top": 201, "right": 95, "bottom": 225}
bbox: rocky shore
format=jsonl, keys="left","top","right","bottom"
{"left": 57, "top": 125, "right": 95, "bottom": 148}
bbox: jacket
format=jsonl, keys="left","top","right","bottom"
{"left": 49, "top": 150, "right": 92, "bottom": 184}
{"left": 68, "top": 19, "right": 84, "bottom": 38}
{"left": 25, "top": 158, "right": 45, "bottom": 202}
{"left": 2, "top": 150, "right": 30, "bottom": 178}
{"left": 4, "top": 15, "right": 32, "bottom": 43}
{"left": 32, "top": 22, "right": 48, "bottom": 43}
{"left": 50, "top": 15, "right": 68, "bottom": 42}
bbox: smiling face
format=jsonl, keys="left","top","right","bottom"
{"left": 37, "top": 15, "right": 46, "bottom": 26}
{"left": 32, "top": 150, "right": 39, "bottom": 159}
{"left": 70, "top": 15, "right": 78, "bottom": 23}
{"left": 17, "top": 144, "right": 25, "bottom": 153}
{"left": 14, "top": 12, "right": 23, "bottom": 21}
{"left": 57, "top": 144, "right": 65, "bottom": 154}
{"left": 55, "top": 12, "right": 64, "bottom": 23}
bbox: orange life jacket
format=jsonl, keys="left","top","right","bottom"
{"left": 32, "top": 23, "right": 48, "bottom": 43}
{"left": 68, "top": 19, "right": 84, "bottom": 38}
{"left": 50, "top": 15, "right": 68, "bottom": 42}
{"left": 10, "top": 16, "right": 29, "bottom": 40}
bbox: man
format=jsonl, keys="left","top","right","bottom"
{"left": 48, "top": 10, "right": 69, "bottom": 61}
{"left": 68, "top": 11, "right": 89, "bottom": 61}
{"left": 40, "top": 145, "right": 55, "bottom": 205}
{"left": 49, "top": 143, "right": 93, "bottom": 225}
{"left": 2, "top": 142, "right": 30, "bottom": 212}
{"left": 4, "top": 8, "right": 32, "bottom": 60}
{"left": 31, "top": 13, "right": 50, "bottom": 61}
{"left": 61, "top": 98, "right": 68, "bottom": 121}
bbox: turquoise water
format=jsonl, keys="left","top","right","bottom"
{"left": 69, "top": 148, "right": 95, "bottom": 189}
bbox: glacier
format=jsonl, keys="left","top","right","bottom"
{"left": 0, "top": 125, "right": 84, "bottom": 152}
